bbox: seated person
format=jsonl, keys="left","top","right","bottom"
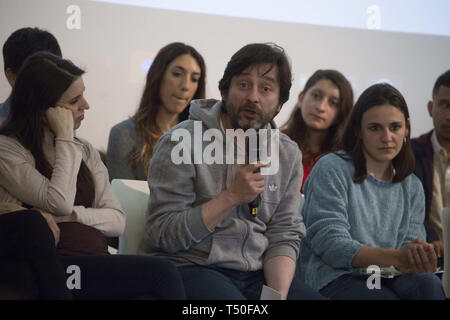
{"left": 140, "top": 43, "right": 325, "bottom": 300}
{"left": 0, "top": 203, "right": 71, "bottom": 299}
{"left": 0, "top": 51, "right": 185, "bottom": 300}
{"left": 411, "top": 69, "right": 450, "bottom": 264}
{"left": 282, "top": 69, "right": 353, "bottom": 192}
{"left": 107, "top": 42, "right": 206, "bottom": 180}
{"left": 299, "top": 83, "right": 445, "bottom": 300}
{"left": 0, "top": 27, "right": 62, "bottom": 125}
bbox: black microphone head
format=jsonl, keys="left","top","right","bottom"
{"left": 246, "top": 129, "right": 259, "bottom": 164}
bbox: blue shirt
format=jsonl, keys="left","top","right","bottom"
{"left": 299, "top": 151, "right": 426, "bottom": 291}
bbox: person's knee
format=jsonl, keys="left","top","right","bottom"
{"left": 10, "top": 210, "right": 55, "bottom": 257}
{"left": 414, "top": 273, "right": 445, "bottom": 299}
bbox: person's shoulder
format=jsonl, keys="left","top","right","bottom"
{"left": 109, "top": 118, "right": 138, "bottom": 142}
{"left": 0, "top": 135, "right": 29, "bottom": 161}
{"left": 411, "top": 130, "right": 433, "bottom": 149}
{"left": 277, "top": 131, "right": 301, "bottom": 163}
{"left": 110, "top": 118, "right": 136, "bottom": 133}
{"left": 74, "top": 137, "right": 102, "bottom": 162}
{"left": 403, "top": 172, "right": 424, "bottom": 190}
{"left": 311, "top": 151, "right": 353, "bottom": 178}
{"left": 161, "top": 118, "right": 196, "bottom": 141}
{"left": 279, "top": 130, "right": 297, "bottom": 147}
{"left": 316, "top": 151, "right": 350, "bottom": 167}
{"left": 0, "top": 134, "right": 22, "bottom": 149}
{"left": 74, "top": 136, "right": 94, "bottom": 151}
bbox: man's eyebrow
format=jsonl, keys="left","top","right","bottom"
{"left": 236, "top": 72, "right": 277, "bottom": 84}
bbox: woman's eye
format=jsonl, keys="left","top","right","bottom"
{"left": 312, "top": 92, "right": 321, "bottom": 100}
{"left": 329, "top": 100, "right": 338, "bottom": 108}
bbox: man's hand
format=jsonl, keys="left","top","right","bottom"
{"left": 227, "top": 162, "right": 267, "bottom": 205}
{"left": 201, "top": 161, "right": 268, "bottom": 231}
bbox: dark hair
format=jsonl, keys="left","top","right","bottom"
{"left": 131, "top": 42, "right": 206, "bottom": 172}
{"left": 341, "top": 83, "right": 415, "bottom": 183}
{"left": 0, "top": 51, "right": 94, "bottom": 206}
{"left": 218, "top": 43, "right": 292, "bottom": 106}
{"left": 283, "top": 69, "right": 353, "bottom": 157}
{"left": 3, "top": 27, "right": 62, "bottom": 73}
{"left": 432, "top": 69, "right": 450, "bottom": 98}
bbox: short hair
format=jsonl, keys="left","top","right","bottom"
{"left": 341, "top": 83, "right": 415, "bottom": 183}
{"left": 432, "top": 69, "right": 450, "bottom": 98}
{"left": 3, "top": 27, "right": 62, "bottom": 73}
{"left": 218, "top": 43, "right": 292, "bottom": 106}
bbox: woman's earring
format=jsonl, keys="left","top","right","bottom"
{"left": 404, "top": 137, "right": 407, "bottom": 144}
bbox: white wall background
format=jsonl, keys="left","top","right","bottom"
{"left": 1, "top": 0, "right": 449, "bottom": 151}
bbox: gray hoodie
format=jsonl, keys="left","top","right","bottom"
{"left": 140, "top": 99, "right": 305, "bottom": 271}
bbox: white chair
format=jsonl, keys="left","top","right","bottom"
{"left": 441, "top": 207, "right": 450, "bottom": 298}
{"left": 111, "top": 179, "right": 149, "bottom": 255}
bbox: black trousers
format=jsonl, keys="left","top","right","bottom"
{"left": 0, "top": 209, "right": 186, "bottom": 300}
{"left": 0, "top": 210, "right": 71, "bottom": 299}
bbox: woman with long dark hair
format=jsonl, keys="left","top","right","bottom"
{"left": 299, "top": 83, "right": 445, "bottom": 300}
{"left": 282, "top": 70, "right": 353, "bottom": 192}
{"left": 107, "top": 42, "right": 206, "bottom": 180}
{"left": 0, "top": 51, "right": 185, "bottom": 299}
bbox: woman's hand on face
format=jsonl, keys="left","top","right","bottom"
{"left": 45, "top": 106, "right": 74, "bottom": 140}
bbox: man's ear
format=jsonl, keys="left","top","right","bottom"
{"left": 5, "top": 68, "right": 16, "bottom": 87}
{"left": 427, "top": 100, "right": 433, "bottom": 117}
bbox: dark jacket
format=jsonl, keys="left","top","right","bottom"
{"left": 411, "top": 130, "right": 439, "bottom": 242}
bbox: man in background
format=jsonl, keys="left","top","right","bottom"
{"left": 412, "top": 69, "right": 450, "bottom": 265}
{"left": 0, "top": 27, "right": 62, "bottom": 125}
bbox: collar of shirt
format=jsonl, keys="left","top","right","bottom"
{"left": 431, "top": 130, "right": 448, "bottom": 160}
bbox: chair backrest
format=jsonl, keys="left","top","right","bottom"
{"left": 111, "top": 179, "right": 149, "bottom": 254}
{"left": 441, "top": 207, "right": 450, "bottom": 298}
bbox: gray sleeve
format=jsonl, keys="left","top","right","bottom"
{"left": 106, "top": 123, "right": 138, "bottom": 181}
{"left": 143, "top": 133, "right": 212, "bottom": 254}
{"left": 264, "top": 148, "right": 305, "bottom": 263}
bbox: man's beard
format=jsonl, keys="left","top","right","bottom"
{"left": 223, "top": 100, "right": 273, "bottom": 130}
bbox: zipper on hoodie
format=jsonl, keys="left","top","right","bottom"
{"left": 226, "top": 163, "right": 251, "bottom": 271}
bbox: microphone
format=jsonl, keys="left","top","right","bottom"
{"left": 247, "top": 132, "right": 261, "bottom": 217}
